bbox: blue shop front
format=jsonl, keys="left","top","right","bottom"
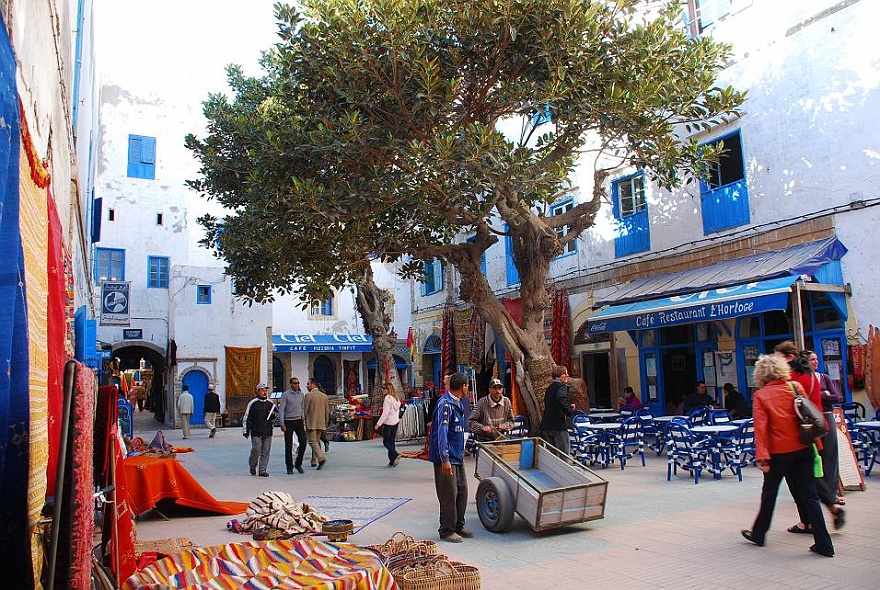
{"left": 587, "top": 237, "right": 851, "bottom": 415}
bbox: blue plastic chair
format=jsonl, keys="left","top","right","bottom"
{"left": 708, "top": 409, "right": 733, "bottom": 425}
{"left": 611, "top": 417, "right": 646, "bottom": 470}
{"left": 720, "top": 419, "right": 755, "bottom": 482}
{"left": 636, "top": 407, "right": 664, "bottom": 455}
{"left": 666, "top": 423, "right": 712, "bottom": 484}
{"left": 687, "top": 406, "right": 710, "bottom": 427}
{"left": 118, "top": 398, "right": 134, "bottom": 439}
{"left": 842, "top": 402, "right": 866, "bottom": 423}
{"left": 508, "top": 415, "right": 530, "bottom": 439}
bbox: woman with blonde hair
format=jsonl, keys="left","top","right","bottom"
{"left": 741, "top": 354, "right": 834, "bottom": 557}
{"left": 375, "top": 382, "right": 402, "bottom": 467}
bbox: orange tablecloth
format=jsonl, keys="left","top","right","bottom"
{"left": 123, "top": 455, "right": 249, "bottom": 516}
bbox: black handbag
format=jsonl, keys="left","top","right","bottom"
{"left": 788, "top": 382, "right": 828, "bottom": 445}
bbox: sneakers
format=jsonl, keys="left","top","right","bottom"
{"left": 259, "top": 472, "right": 270, "bottom": 477}
{"left": 295, "top": 466, "right": 304, "bottom": 474}
{"left": 392, "top": 455, "right": 401, "bottom": 467}
{"left": 209, "top": 428, "right": 216, "bottom": 438}
{"left": 287, "top": 469, "right": 294, "bottom": 475}
{"left": 250, "top": 467, "right": 257, "bottom": 476}
{"left": 440, "top": 532, "right": 463, "bottom": 543}
{"left": 455, "top": 529, "right": 474, "bottom": 538}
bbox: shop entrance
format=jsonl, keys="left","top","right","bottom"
{"left": 661, "top": 347, "right": 697, "bottom": 414}
{"left": 582, "top": 352, "right": 611, "bottom": 409}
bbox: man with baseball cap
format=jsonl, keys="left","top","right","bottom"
{"left": 242, "top": 382, "right": 276, "bottom": 476}
{"left": 204, "top": 383, "right": 221, "bottom": 438}
{"left": 468, "top": 378, "right": 515, "bottom": 442}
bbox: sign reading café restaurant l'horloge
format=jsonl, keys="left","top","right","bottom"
{"left": 588, "top": 276, "right": 796, "bottom": 334}
{"left": 273, "top": 334, "right": 374, "bottom": 352}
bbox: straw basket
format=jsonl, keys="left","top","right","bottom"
{"left": 369, "top": 532, "right": 440, "bottom": 561}
{"left": 398, "top": 559, "right": 481, "bottom": 590}
{"left": 386, "top": 541, "right": 443, "bottom": 574}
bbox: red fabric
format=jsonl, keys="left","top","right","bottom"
{"left": 502, "top": 297, "right": 522, "bottom": 327}
{"left": 752, "top": 379, "right": 811, "bottom": 461}
{"left": 441, "top": 308, "right": 455, "bottom": 379}
{"left": 550, "top": 290, "right": 571, "bottom": 368}
{"left": 45, "top": 192, "right": 65, "bottom": 494}
{"left": 123, "top": 455, "right": 249, "bottom": 516}
{"left": 111, "top": 428, "right": 138, "bottom": 582}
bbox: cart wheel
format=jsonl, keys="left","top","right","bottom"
{"left": 476, "top": 476, "right": 515, "bottom": 532}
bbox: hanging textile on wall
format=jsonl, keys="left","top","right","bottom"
{"left": 551, "top": 289, "right": 571, "bottom": 369}
{"left": 452, "top": 307, "right": 485, "bottom": 371}
{"left": 0, "top": 24, "right": 34, "bottom": 586}
{"left": 20, "top": 105, "right": 54, "bottom": 589}
{"left": 440, "top": 308, "right": 456, "bottom": 382}
{"left": 343, "top": 360, "right": 360, "bottom": 397}
{"left": 225, "top": 346, "right": 262, "bottom": 417}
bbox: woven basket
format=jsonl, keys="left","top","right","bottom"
{"left": 398, "top": 559, "right": 481, "bottom": 590}
{"left": 386, "top": 541, "right": 443, "bottom": 574}
{"left": 369, "top": 532, "right": 440, "bottom": 561}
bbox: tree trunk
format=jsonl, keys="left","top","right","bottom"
{"left": 353, "top": 263, "right": 404, "bottom": 414}
{"left": 449, "top": 215, "right": 559, "bottom": 430}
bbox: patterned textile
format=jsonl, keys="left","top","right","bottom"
{"left": 53, "top": 361, "right": 95, "bottom": 590}
{"left": 94, "top": 385, "right": 119, "bottom": 486}
{"left": 440, "top": 308, "right": 455, "bottom": 380}
{"left": 19, "top": 108, "right": 52, "bottom": 589}
{"left": 0, "top": 25, "right": 33, "bottom": 586}
{"left": 452, "top": 308, "right": 485, "bottom": 370}
{"left": 122, "top": 538, "right": 397, "bottom": 590}
{"left": 225, "top": 346, "right": 261, "bottom": 414}
{"left": 344, "top": 360, "right": 360, "bottom": 396}
{"left": 46, "top": 189, "right": 66, "bottom": 499}
{"left": 551, "top": 289, "right": 571, "bottom": 369}
{"left": 111, "top": 427, "right": 139, "bottom": 582}
{"left": 234, "top": 491, "right": 327, "bottom": 535}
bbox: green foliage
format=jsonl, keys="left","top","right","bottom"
{"left": 186, "top": 0, "right": 744, "bottom": 306}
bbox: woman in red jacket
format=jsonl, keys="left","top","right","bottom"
{"left": 741, "top": 354, "right": 834, "bottom": 557}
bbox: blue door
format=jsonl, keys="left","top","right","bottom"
{"left": 182, "top": 370, "right": 209, "bottom": 426}
{"left": 314, "top": 355, "right": 336, "bottom": 395}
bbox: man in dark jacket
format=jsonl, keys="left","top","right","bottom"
{"left": 242, "top": 383, "right": 276, "bottom": 476}
{"left": 540, "top": 365, "right": 575, "bottom": 453}
{"left": 204, "top": 383, "right": 221, "bottom": 438}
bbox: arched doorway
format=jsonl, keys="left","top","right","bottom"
{"left": 182, "top": 369, "right": 210, "bottom": 426}
{"left": 112, "top": 342, "right": 167, "bottom": 421}
{"left": 422, "top": 334, "right": 442, "bottom": 390}
{"left": 272, "top": 356, "right": 285, "bottom": 393}
{"left": 313, "top": 355, "right": 336, "bottom": 395}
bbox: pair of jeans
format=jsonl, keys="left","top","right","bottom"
{"left": 249, "top": 434, "right": 272, "bottom": 474}
{"left": 433, "top": 462, "right": 468, "bottom": 538}
{"left": 750, "top": 447, "right": 833, "bottom": 554}
{"left": 283, "top": 419, "right": 307, "bottom": 470}
{"left": 382, "top": 424, "right": 399, "bottom": 464}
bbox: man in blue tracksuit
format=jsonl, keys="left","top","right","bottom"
{"left": 429, "top": 372, "right": 472, "bottom": 543}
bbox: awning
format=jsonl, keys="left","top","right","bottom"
{"left": 594, "top": 237, "right": 847, "bottom": 307}
{"left": 273, "top": 334, "right": 373, "bottom": 353}
{"left": 588, "top": 275, "right": 797, "bottom": 334}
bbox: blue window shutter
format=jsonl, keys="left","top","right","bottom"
{"left": 700, "top": 131, "right": 749, "bottom": 234}
{"left": 436, "top": 261, "right": 444, "bottom": 292}
{"left": 91, "top": 196, "right": 102, "bottom": 243}
{"left": 421, "top": 260, "right": 432, "bottom": 295}
{"left": 612, "top": 174, "right": 650, "bottom": 258}
{"left": 141, "top": 136, "right": 156, "bottom": 164}
{"left": 505, "top": 227, "right": 520, "bottom": 286}
{"left": 127, "top": 134, "right": 156, "bottom": 179}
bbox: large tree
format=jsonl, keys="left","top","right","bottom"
{"left": 186, "top": 0, "right": 744, "bottom": 426}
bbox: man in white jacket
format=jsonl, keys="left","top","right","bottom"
{"left": 177, "top": 385, "right": 194, "bottom": 439}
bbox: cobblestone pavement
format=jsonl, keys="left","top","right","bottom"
{"left": 130, "top": 412, "right": 880, "bottom": 589}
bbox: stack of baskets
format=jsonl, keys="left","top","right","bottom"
{"left": 368, "top": 532, "right": 481, "bottom": 590}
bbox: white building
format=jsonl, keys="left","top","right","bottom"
{"left": 91, "top": 0, "right": 413, "bottom": 427}
{"left": 411, "top": 0, "right": 880, "bottom": 414}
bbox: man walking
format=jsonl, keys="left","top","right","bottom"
{"left": 242, "top": 383, "right": 276, "bottom": 477}
{"left": 304, "top": 378, "right": 330, "bottom": 470}
{"left": 204, "top": 383, "right": 221, "bottom": 438}
{"left": 177, "top": 385, "right": 194, "bottom": 440}
{"left": 429, "top": 372, "right": 472, "bottom": 543}
{"left": 279, "top": 377, "right": 307, "bottom": 474}
{"left": 540, "top": 365, "right": 575, "bottom": 453}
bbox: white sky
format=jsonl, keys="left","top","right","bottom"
{"left": 95, "top": 0, "right": 283, "bottom": 101}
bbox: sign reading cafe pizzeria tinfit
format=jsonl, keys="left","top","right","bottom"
{"left": 100, "top": 281, "right": 131, "bottom": 326}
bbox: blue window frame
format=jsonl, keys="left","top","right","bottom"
{"left": 504, "top": 225, "right": 520, "bottom": 286}
{"left": 531, "top": 103, "right": 552, "bottom": 127}
{"left": 612, "top": 172, "right": 650, "bottom": 257}
{"left": 550, "top": 198, "right": 577, "bottom": 258}
{"left": 95, "top": 247, "right": 125, "bottom": 283}
{"left": 127, "top": 134, "right": 156, "bottom": 179}
{"left": 700, "top": 130, "right": 749, "bottom": 234}
{"left": 197, "top": 285, "right": 212, "bottom": 305}
{"left": 466, "top": 236, "right": 487, "bottom": 276}
{"left": 421, "top": 259, "right": 444, "bottom": 295}
{"left": 310, "top": 297, "right": 334, "bottom": 316}
{"left": 147, "top": 256, "right": 169, "bottom": 288}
